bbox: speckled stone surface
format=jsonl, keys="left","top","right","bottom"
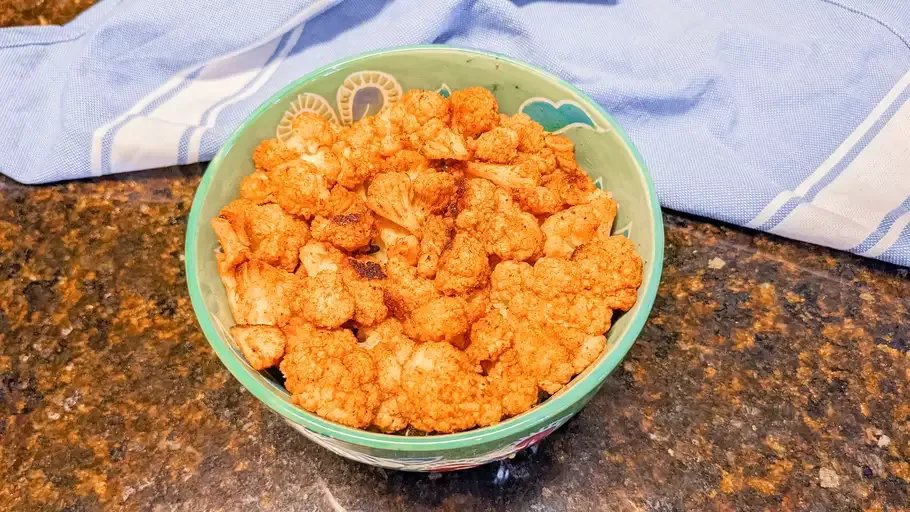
{"left": 1, "top": 165, "right": 908, "bottom": 511}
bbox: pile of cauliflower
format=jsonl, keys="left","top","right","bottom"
{"left": 212, "top": 87, "right": 643, "bottom": 434}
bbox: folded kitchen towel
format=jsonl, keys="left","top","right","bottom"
{"left": 1, "top": 0, "right": 909, "bottom": 266}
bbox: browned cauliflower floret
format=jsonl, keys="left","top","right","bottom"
{"left": 512, "top": 184, "right": 563, "bottom": 215}
{"left": 449, "top": 87, "right": 500, "bottom": 138}
{"left": 311, "top": 186, "right": 375, "bottom": 251}
{"left": 229, "top": 324, "right": 286, "bottom": 370}
{"left": 486, "top": 348, "right": 539, "bottom": 417}
{"left": 223, "top": 260, "right": 301, "bottom": 326}
{"left": 300, "top": 270, "right": 355, "bottom": 329}
{"left": 366, "top": 171, "right": 455, "bottom": 235}
{"left": 412, "top": 171, "right": 458, "bottom": 215}
{"left": 571, "top": 235, "right": 643, "bottom": 312}
{"left": 213, "top": 199, "right": 309, "bottom": 272}
{"left": 366, "top": 172, "right": 422, "bottom": 233}
{"left": 545, "top": 134, "right": 579, "bottom": 171}
{"left": 400, "top": 89, "right": 451, "bottom": 127}
{"left": 412, "top": 118, "right": 470, "bottom": 161}
{"left": 541, "top": 167, "right": 598, "bottom": 206}
{"left": 285, "top": 112, "right": 336, "bottom": 154}
{"left": 463, "top": 286, "right": 491, "bottom": 324}
{"left": 280, "top": 323, "right": 379, "bottom": 428}
{"left": 465, "top": 160, "right": 540, "bottom": 191}
{"left": 456, "top": 178, "right": 543, "bottom": 262}
{"left": 486, "top": 256, "right": 620, "bottom": 394}
{"left": 473, "top": 125, "right": 519, "bottom": 163}
{"left": 525, "top": 257, "right": 613, "bottom": 335}
{"left": 382, "top": 149, "right": 430, "bottom": 175}
{"left": 541, "top": 191, "right": 617, "bottom": 259}
{"left": 435, "top": 233, "right": 490, "bottom": 295}
{"left": 569, "top": 331, "right": 607, "bottom": 374}
{"left": 502, "top": 113, "right": 546, "bottom": 154}
{"left": 403, "top": 296, "right": 470, "bottom": 344}
{"left": 271, "top": 160, "right": 332, "bottom": 218}
{"left": 360, "top": 318, "right": 417, "bottom": 432}
{"left": 376, "top": 218, "right": 420, "bottom": 265}
{"left": 332, "top": 120, "right": 386, "bottom": 189}
{"left": 383, "top": 253, "right": 441, "bottom": 319}
{"left": 416, "top": 215, "right": 454, "bottom": 279}
{"left": 465, "top": 310, "right": 514, "bottom": 366}
{"left": 253, "top": 138, "right": 300, "bottom": 171}
{"left": 511, "top": 324, "right": 575, "bottom": 395}
{"left": 340, "top": 257, "right": 388, "bottom": 326}
{"left": 298, "top": 240, "right": 345, "bottom": 277}
{"left": 482, "top": 200, "right": 543, "bottom": 262}
{"left": 401, "top": 342, "right": 501, "bottom": 433}
{"left": 298, "top": 148, "right": 342, "bottom": 185}
{"left": 239, "top": 171, "right": 276, "bottom": 205}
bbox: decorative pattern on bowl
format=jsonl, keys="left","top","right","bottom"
{"left": 275, "top": 70, "right": 607, "bottom": 136}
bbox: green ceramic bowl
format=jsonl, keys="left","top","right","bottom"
{"left": 186, "top": 46, "right": 664, "bottom": 472}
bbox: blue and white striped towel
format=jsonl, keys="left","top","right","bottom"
{"left": 1, "top": 0, "right": 909, "bottom": 266}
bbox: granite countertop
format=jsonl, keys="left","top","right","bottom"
{"left": 1, "top": 3, "right": 909, "bottom": 510}
{"left": 1, "top": 165, "right": 907, "bottom": 511}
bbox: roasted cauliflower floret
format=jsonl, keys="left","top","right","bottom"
{"left": 485, "top": 255, "right": 625, "bottom": 394}
{"left": 546, "top": 134, "right": 579, "bottom": 171}
{"left": 300, "top": 270, "right": 355, "bottom": 329}
{"left": 402, "top": 342, "right": 501, "bottom": 433}
{"left": 456, "top": 178, "right": 542, "bottom": 262}
{"left": 333, "top": 120, "right": 386, "bottom": 189}
{"left": 400, "top": 89, "right": 451, "bottom": 127}
{"left": 271, "top": 160, "right": 332, "bottom": 218}
{"left": 466, "top": 311, "right": 514, "bottom": 366}
{"left": 340, "top": 257, "right": 389, "bottom": 326}
{"left": 366, "top": 172, "right": 422, "bottom": 233}
{"left": 510, "top": 325, "right": 575, "bottom": 395}
{"left": 223, "top": 260, "right": 300, "bottom": 326}
{"left": 382, "top": 149, "right": 430, "bottom": 175}
{"left": 571, "top": 235, "right": 643, "bottom": 312}
{"left": 541, "top": 191, "right": 617, "bottom": 259}
{"left": 541, "top": 167, "right": 598, "bottom": 206}
{"left": 383, "top": 253, "right": 441, "bottom": 319}
{"left": 239, "top": 171, "right": 275, "bottom": 205}
{"left": 502, "top": 113, "right": 546, "bottom": 154}
{"left": 416, "top": 215, "right": 454, "bottom": 279}
{"left": 362, "top": 319, "right": 417, "bottom": 432}
{"left": 298, "top": 148, "right": 342, "bottom": 185}
{"left": 473, "top": 125, "right": 520, "bottom": 164}
{"left": 486, "top": 348, "right": 539, "bottom": 417}
{"left": 376, "top": 218, "right": 420, "bottom": 265}
{"left": 513, "top": 184, "right": 563, "bottom": 215}
{"left": 311, "top": 186, "right": 375, "bottom": 251}
{"left": 465, "top": 160, "right": 540, "bottom": 191}
{"left": 230, "top": 324, "right": 287, "bottom": 370}
{"left": 435, "top": 233, "right": 490, "bottom": 295}
{"left": 213, "top": 199, "right": 309, "bottom": 272}
{"left": 413, "top": 118, "right": 470, "bottom": 161}
{"left": 298, "top": 240, "right": 345, "bottom": 277}
{"left": 366, "top": 171, "right": 455, "bottom": 235}
{"left": 285, "top": 112, "right": 336, "bottom": 154}
{"left": 411, "top": 171, "right": 458, "bottom": 215}
{"left": 253, "top": 138, "right": 300, "bottom": 172}
{"left": 463, "top": 286, "right": 491, "bottom": 324}
{"left": 280, "top": 324, "right": 379, "bottom": 428}
{"left": 403, "top": 296, "right": 470, "bottom": 344}
{"left": 449, "top": 87, "right": 500, "bottom": 137}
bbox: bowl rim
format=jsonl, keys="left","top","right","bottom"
{"left": 186, "top": 44, "right": 664, "bottom": 452}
